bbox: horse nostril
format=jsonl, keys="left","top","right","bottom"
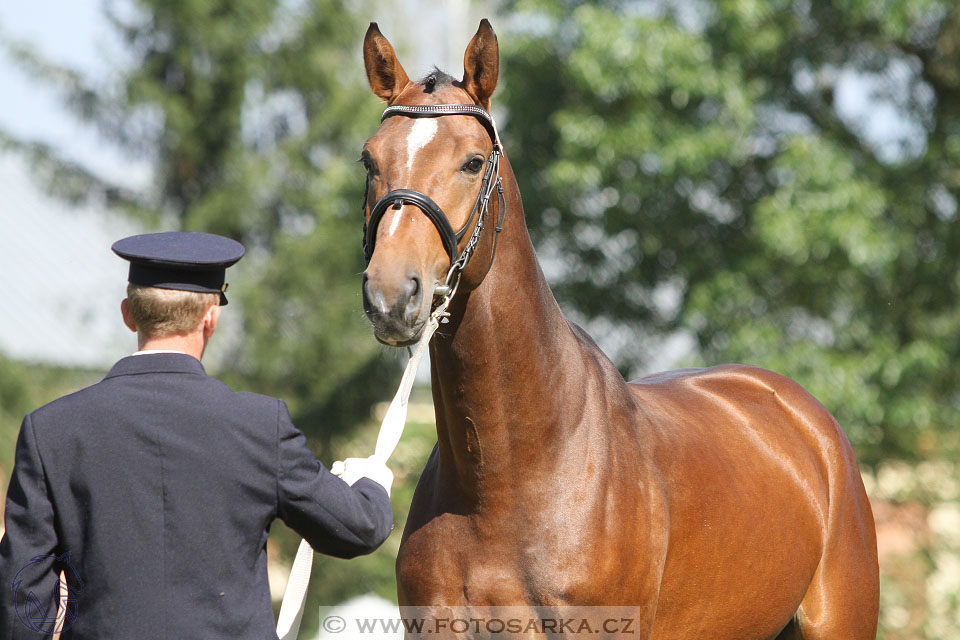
{"left": 403, "top": 274, "right": 423, "bottom": 323}
{"left": 362, "top": 273, "right": 386, "bottom": 316}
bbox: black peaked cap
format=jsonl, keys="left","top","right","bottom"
{"left": 112, "top": 232, "right": 245, "bottom": 305}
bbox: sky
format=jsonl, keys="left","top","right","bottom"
{"left": 0, "top": 0, "right": 147, "bottom": 368}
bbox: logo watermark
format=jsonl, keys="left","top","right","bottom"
{"left": 10, "top": 552, "right": 83, "bottom": 634}
{"left": 318, "top": 605, "right": 644, "bottom": 638}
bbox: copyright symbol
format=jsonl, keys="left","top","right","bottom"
{"left": 322, "top": 615, "right": 346, "bottom": 633}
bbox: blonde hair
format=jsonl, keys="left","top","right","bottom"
{"left": 126, "top": 284, "right": 220, "bottom": 338}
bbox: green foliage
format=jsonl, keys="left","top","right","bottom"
{"left": 500, "top": 0, "right": 960, "bottom": 467}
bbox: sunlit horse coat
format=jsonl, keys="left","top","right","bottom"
{"left": 359, "top": 20, "right": 879, "bottom": 640}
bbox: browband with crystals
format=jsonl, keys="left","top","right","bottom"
{"left": 381, "top": 103, "right": 501, "bottom": 148}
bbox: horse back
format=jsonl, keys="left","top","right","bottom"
{"left": 627, "top": 364, "right": 860, "bottom": 504}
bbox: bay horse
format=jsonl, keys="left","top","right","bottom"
{"left": 359, "top": 20, "right": 879, "bottom": 639}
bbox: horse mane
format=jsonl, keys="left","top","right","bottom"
{"left": 418, "top": 68, "right": 456, "bottom": 93}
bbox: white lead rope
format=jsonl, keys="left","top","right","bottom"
{"left": 275, "top": 537, "right": 314, "bottom": 640}
{"left": 275, "top": 298, "right": 450, "bottom": 640}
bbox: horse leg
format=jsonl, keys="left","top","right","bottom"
{"left": 778, "top": 491, "right": 879, "bottom": 639}
{"left": 788, "top": 569, "right": 878, "bottom": 638}
{"left": 775, "top": 566, "right": 878, "bottom": 639}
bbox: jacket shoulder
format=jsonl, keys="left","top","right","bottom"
{"left": 27, "top": 378, "right": 109, "bottom": 422}
{"left": 26, "top": 371, "right": 287, "bottom": 435}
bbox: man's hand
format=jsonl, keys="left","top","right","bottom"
{"left": 331, "top": 456, "right": 394, "bottom": 497}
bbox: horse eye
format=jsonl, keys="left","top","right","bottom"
{"left": 359, "top": 153, "right": 375, "bottom": 173}
{"left": 463, "top": 157, "right": 484, "bottom": 174}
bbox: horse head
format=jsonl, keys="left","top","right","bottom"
{"left": 360, "top": 20, "right": 502, "bottom": 346}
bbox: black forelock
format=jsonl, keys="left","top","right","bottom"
{"left": 419, "top": 68, "right": 456, "bottom": 93}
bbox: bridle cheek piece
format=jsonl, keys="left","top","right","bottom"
{"left": 362, "top": 104, "right": 507, "bottom": 305}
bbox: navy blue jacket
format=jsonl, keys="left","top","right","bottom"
{"left": 0, "top": 353, "right": 393, "bottom": 639}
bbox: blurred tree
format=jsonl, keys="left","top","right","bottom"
{"left": 0, "top": 357, "right": 39, "bottom": 481}
{"left": 499, "top": 0, "right": 960, "bottom": 467}
{"left": 0, "top": 0, "right": 400, "bottom": 447}
{"left": 0, "top": 0, "right": 396, "bottom": 437}
{"left": 0, "top": 0, "right": 404, "bottom": 624}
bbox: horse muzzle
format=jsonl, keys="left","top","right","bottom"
{"left": 362, "top": 270, "right": 430, "bottom": 346}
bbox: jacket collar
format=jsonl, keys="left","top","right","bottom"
{"left": 104, "top": 352, "right": 208, "bottom": 379}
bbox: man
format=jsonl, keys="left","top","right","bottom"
{"left": 0, "top": 231, "right": 393, "bottom": 639}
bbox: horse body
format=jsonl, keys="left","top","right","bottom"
{"left": 633, "top": 366, "right": 852, "bottom": 638}
{"left": 361, "top": 20, "right": 878, "bottom": 639}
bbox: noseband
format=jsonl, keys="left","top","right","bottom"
{"left": 362, "top": 104, "right": 506, "bottom": 303}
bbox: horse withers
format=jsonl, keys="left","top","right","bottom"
{"left": 358, "top": 19, "right": 879, "bottom": 640}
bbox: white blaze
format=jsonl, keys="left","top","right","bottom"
{"left": 387, "top": 209, "right": 404, "bottom": 236}
{"left": 387, "top": 118, "right": 439, "bottom": 237}
{"left": 405, "top": 118, "right": 438, "bottom": 170}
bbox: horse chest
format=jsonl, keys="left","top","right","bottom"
{"left": 397, "top": 513, "right": 528, "bottom": 604}
{"left": 397, "top": 498, "right": 650, "bottom": 606}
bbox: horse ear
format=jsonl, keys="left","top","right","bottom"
{"left": 462, "top": 19, "right": 499, "bottom": 111}
{"left": 363, "top": 23, "right": 411, "bottom": 103}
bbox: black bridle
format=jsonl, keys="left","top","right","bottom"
{"left": 362, "top": 104, "right": 506, "bottom": 302}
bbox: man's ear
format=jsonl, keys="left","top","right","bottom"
{"left": 120, "top": 298, "right": 137, "bottom": 333}
{"left": 202, "top": 304, "right": 221, "bottom": 339}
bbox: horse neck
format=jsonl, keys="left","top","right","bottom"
{"left": 428, "top": 157, "right": 581, "bottom": 506}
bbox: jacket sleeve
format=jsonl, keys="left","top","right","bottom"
{"left": 0, "top": 414, "right": 60, "bottom": 639}
{"left": 275, "top": 401, "right": 393, "bottom": 558}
